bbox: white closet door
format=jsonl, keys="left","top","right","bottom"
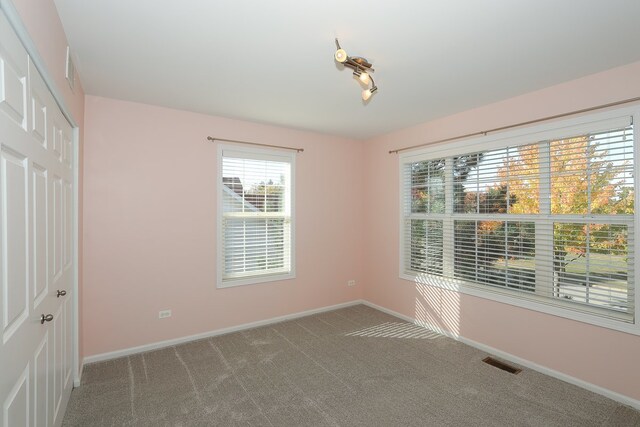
{"left": 0, "top": 13, "right": 74, "bottom": 427}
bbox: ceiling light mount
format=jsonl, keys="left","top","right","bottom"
{"left": 334, "top": 39, "right": 378, "bottom": 101}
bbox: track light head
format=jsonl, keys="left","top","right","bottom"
{"left": 352, "top": 68, "right": 371, "bottom": 84}
{"left": 362, "top": 86, "right": 378, "bottom": 101}
{"left": 334, "top": 48, "right": 348, "bottom": 63}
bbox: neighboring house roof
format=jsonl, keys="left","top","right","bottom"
{"left": 222, "top": 176, "right": 277, "bottom": 212}
{"left": 223, "top": 177, "right": 244, "bottom": 196}
{"left": 223, "top": 186, "right": 259, "bottom": 213}
{"left": 222, "top": 177, "right": 260, "bottom": 212}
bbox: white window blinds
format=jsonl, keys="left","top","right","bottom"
{"left": 402, "top": 118, "right": 635, "bottom": 323}
{"left": 219, "top": 148, "right": 293, "bottom": 287}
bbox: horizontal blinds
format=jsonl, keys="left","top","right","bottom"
{"left": 403, "top": 219, "right": 444, "bottom": 275}
{"left": 453, "top": 220, "right": 536, "bottom": 292}
{"left": 222, "top": 153, "right": 291, "bottom": 281}
{"left": 222, "top": 156, "right": 290, "bottom": 214}
{"left": 403, "top": 122, "right": 635, "bottom": 322}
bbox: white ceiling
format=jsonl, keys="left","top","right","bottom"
{"left": 53, "top": 0, "right": 640, "bottom": 139}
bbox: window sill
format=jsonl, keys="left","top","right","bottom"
{"left": 399, "top": 272, "right": 639, "bottom": 336}
{"left": 218, "top": 272, "right": 295, "bottom": 289}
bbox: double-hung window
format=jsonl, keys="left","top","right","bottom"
{"left": 401, "top": 110, "right": 638, "bottom": 331}
{"left": 217, "top": 145, "right": 295, "bottom": 288}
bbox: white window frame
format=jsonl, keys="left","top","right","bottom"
{"left": 399, "top": 105, "right": 640, "bottom": 336}
{"left": 217, "top": 144, "right": 296, "bottom": 288}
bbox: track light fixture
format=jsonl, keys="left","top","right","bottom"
{"left": 334, "top": 38, "right": 378, "bottom": 101}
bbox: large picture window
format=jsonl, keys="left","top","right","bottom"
{"left": 218, "top": 146, "right": 294, "bottom": 288}
{"left": 401, "top": 113, "right": 636, "bottom": 327}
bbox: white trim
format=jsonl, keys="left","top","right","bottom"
{"left": 73, "top": 362, "right": 83, "bottom": 388}
{"left": 360, "top": 300, "right": 640, "bottom": 411}
{"left": 72, "top": 126, "right": 80, "bottom": 387}
{"left": 217, "top": 270, "right": 296, "bottom": 289}
{"left": 82, "top": 300, "right": 362, "bottom": 365}
{"left": 222, "top": 147, "right": 292, "bottom": 163}
{"left": 218, "top": 271, "right": 295, "bottom": 288}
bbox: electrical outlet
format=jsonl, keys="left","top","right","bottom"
{"left": 159, "top": 309, "right": 172, "bottom": 319}
{"left": 347, "top": 280, "right": 356, "bottom": 287}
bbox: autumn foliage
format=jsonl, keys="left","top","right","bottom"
{"left": 502, "top": 136, "right": 633, "bottom": 269}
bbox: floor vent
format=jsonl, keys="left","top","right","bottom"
{"left": 482, "top": 357, "right": 522, "bottom": 374}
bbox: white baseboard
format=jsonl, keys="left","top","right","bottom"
{"left": 360, "top": 300, "right": 640, "bottom": 411}
{"left": 82, "top": 300, "right": 364, "bottom": 365}
{"left": 73, "top": 361, "right": 84, "bottom": 388}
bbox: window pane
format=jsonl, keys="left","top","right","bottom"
{"left": 454, "top": 220, "right": 535, "bottom": 291}
{"left": 551, "top": 126, "right": 634, "bottom": 215}
{"left": 222, "top": 157, "right": 289, "bottom": 214}
{"left": 407, "top": 219, "right": 443, "bottom": 275}
{"left": 554, "top": 223, "right": 629, "bottom": 312}
{"left": 453, "top": 154, "right": 483, "bottom": 213}
{"left": 504, "top": 144, "right": 540, "bottom": 214}
{"left": 223, "top": 217, "right": 287, "bottom": 276}
{"left": 454, "top": 146, "right": 539, "bottom": 214}
{"left": 410, "top": 160, "right": 445, "bottom": 214}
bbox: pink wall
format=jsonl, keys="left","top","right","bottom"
{"left": 82, "top": 95, "right": 364, "bottom": 356}
{"left": 363, "top": 61, "right": 640, "bottom": 401}
{"left": 10, "top": 0, "right": 86, "bottom": 363}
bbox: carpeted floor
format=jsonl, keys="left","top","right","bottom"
{"left": 63, "top": 305, "right": 640, "bottom": 426}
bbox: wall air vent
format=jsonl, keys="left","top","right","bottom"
{"left": 65, "top": 46, "right": 75, "bottom": 91}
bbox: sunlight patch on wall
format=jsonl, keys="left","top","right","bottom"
{"left": 414, "top": 274, "right": 461, "bottom": 337}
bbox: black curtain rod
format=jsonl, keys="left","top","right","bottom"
{"left": 207, "top": 136, "right": 304, "bottom": 153}
{"left": 389, "top": 96, "right": 640, "bottom": 154}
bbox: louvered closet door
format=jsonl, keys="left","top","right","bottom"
{"left": 0, "top": 13, "right": 74, "bottom": 427}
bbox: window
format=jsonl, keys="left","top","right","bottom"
{"left": 401, "top": 112, "right": 637, "bottom": 330}
{"left": 217, "top": 145, "right": 294, "bottom": 288}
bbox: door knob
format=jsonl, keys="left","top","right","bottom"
{"left": 40, "top": 314, "right": 53, "bottom": 324}
{"left": 56, "top": 290, "right": 67, "bottom": 297}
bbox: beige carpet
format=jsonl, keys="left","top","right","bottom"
{"left": 63, "top": 305, "right": 640, "bottom": 426}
